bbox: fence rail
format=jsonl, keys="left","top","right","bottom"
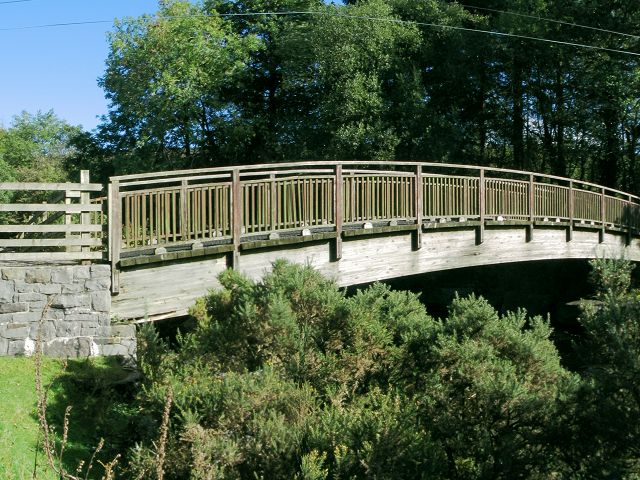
{"left": 0, "top": 171, "right": 104, "bottom": 262}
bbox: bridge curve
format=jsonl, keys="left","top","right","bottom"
{"left": 106, "top": 161, "right": 640, "bottom": 321}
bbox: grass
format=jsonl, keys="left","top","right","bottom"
{"left": 0, "top": 356, "right": 137, "bottom": 480}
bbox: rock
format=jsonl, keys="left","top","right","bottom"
{"left": 25, "top": 269, "right": 51, "bottom": 284}
{"left": 0, "top": 281, "right": 14, "bottom": 303}
{"left": 51, "top": 268, "right": 74, "bottom": 285}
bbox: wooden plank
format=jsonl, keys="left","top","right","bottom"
{"left": 0, "top": 238, "right": 102, "bottom": 247}
{"left": 333, "top": 165, "right": 343, "bottom": 261}
{"left": 0, "top": 252, "right": 103, "bottom": 261}
{"left": 0, "top": 224, "right": 104, "bottom": 233}
{"left": 109, "top": 180, "right": 122, "bottom": 293}
{"left": 0, "top": 204, "right": 102, "bottom": 212}
{"left": 231, "top": 169, "right": 242, "bottom": 267}
{"left": 0, "top": 182, "right": 103, "bottom": 192}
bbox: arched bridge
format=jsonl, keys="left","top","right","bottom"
{"left": 99, "top": 161, "right": 640, "bottom": 321}
{"left": 3, "top": 161, "right": 640, "bottom": 322}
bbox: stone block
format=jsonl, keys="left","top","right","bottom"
{"left": 0, "top": 280, "right": 14, "bottom": 303}
{"left": 25, "top": 269, "right": 51, "bottom": 284}
{"left": 3, "top": 323, "right": 30, "bottom": 340}
{"left": 10, "top": 312, "right": 41, "bottom": 324}
{"left": 14, "top": 281, "right": 37, "bottom": 293}
{"left": 29, "top": 322, "right": 56, "bottom": 340}
{"left": 1, "top": 268, "right": 25, "bottom": 282}
{"left": 110, "top": 324, "right": 136, "bottom": 338}
{"left": 100, "top": 343, "right": 130, "bottom": 357}
{"left": 0, "top": 313, "right": 14, "bottom": 324}
{"left": 45, "top": 337, "right": 93, "bottom": 358}
{"left": 91, "top": 291, "right": 111, "bottom": 313}
{"left": 90, "top": 264, "right": 111, "bottom": 279}
{"left": 51, "top": 268, "right": 74, "bottom": 285}
{"left": 0, "top": 338, "right": 8, "bottom": 355}
{"left": 44, "top": 309, "right": 66, "bottom": 320}
{"left": 74, "top": 266, "right": 91, "bottom": 281}
{"left": 8, "top": 340, "right": 25, "bottom": 356}
{"left": 17, "top": 292, "right": 46, "bottom": 303}
{"left": 84, "top": 277, "right": 111, "bottom": 292}
{"left": 51, "top": 294, "right": 91, "bottom": 309}
{"left": 0, "top": 303, "right": 28, "bottom": 314}
{"left": 36, "top": 284, "right": 62, "bottom": 295}
{"left": 55, "top": 322, "right": 82, "bottom": 337}
{"left": 62, "top": 283, "right": 85, "bottom": 294}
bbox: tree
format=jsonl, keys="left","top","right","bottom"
{"left": 99, "top": 0, "right": 260, "bottom": 172}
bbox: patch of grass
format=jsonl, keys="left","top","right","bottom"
{"left": 0, "top": 356, "right": 138, "bottom": 479}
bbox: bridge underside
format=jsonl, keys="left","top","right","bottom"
{"left": 111, "top": 223, "right": 640, "bottom": 321}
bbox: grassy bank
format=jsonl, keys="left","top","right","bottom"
{"left": 0, "top": 357, "right": 135, "bottom": 480}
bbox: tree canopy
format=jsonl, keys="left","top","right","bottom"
{"left": 95, "top": 0, "right": 640, "bottom": 193}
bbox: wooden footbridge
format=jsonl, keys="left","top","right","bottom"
{"left": 3, "top": 161, "right": 640, "bottom": 321}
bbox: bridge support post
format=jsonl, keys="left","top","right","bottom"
{"left": 600, "top": 187, "right": 606, "bottom": 244}
{"left": 412, "top": 165, "right": 423, "bottom": 251}
{"left": 331, "top": 164, "right": 343, "bottom": 262}
{"left": 229, "top": 169, "right": 242, "bottom": 269}
{"left": 476, "top": 168, "right": 485, "bottom": 245}
{"left": 108, "top": 179, "right": 121, "bottom": 294}
{"left": 527, "top": 174, "right": 534, "bottom": 242}
{"left": 567, "top": 181, "right": 574, "bottom": 242}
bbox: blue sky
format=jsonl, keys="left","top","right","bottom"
{"left": 0, "top": 0, "right": 159, "bottom": 131}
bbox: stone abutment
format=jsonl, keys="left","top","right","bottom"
{"left": 0, "top": 263, "right": 135, "bottom": 358}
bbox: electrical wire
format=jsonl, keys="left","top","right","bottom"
{"left": 0, "top": 9, "right": 638, "bottom": 58}
{"left": 0, "top": 0, "right": 34, "bottom": 4}
{"left": 459, "top": 3, "right": 640, "bottom": 41}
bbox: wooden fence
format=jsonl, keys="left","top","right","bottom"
{"left": 0, "top": 171, "right": 105, "bottom": 262}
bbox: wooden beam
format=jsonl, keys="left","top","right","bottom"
{"left": 0, "top": 224, "right": 105, "bottom": 233}
{"left": 0, "top": 182, "right": 103, "bottom": 192}
{"left": 109, "top": 180, "right": 122, "bottom": 294}
{"left": 477, "top": 168, "right": 485, "bottom": 245}
{"left": 230, "top": 169, "right": 242, "bottom": 268}
{"left": 0, "top": 238, "right": 102, "bottom": 247}
{"left": 0, "top": 252, "right": 103, "bottom": 261}
{"left": 332, "top": 164, "right": 343, "bottom": 261}
{"left": 0, "top": 204, "right": 102, "bottom": 213}
{"left": 413, "top": 165, "right": 423, "bottom": 250}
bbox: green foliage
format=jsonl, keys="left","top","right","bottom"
{"left": 97, "top": 0, "right": 640, "bottom": 193}
{"left": 130, "top": 261, "right": 578, "bottom": 479}
{"left": 567, "top": 259, "right": 640, "bottom": 478}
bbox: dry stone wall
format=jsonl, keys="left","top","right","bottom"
{"left": 0, "top": 264, "right": 135, "bottom": 358}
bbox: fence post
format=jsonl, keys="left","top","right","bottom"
{"left": 80, "top": 170, "right": 91, "bottom": 265}
{"left": 332, "top": 164, "right": 343, "bottom": 261}
{"left": 600, "top": 187, "right": 606, "bottom": 243}
{"left": 230, "top": 169, "right": 242, "bottom": 268}
{"left": 180, "top": 179, "right": 189, "bottom": 243}
{"left": 108, "top": 179, "right": 121, "bottom": 294}
{"left": 413, "top": 165, "right": 423, "bottom": 250}
{"left": 567, "top": 181, "right": 574, "bottom": 242}
{"left": 270, "top": 173, "right": 277, "bottom": 231}
{"left": 477, "top": 168, "right": 485, "bottom": 245}
{"left": 527, "top": 174, "right": 534, "bottom": 242}
{"left": 627, "top": 194, "right": 633, "bottom": 245}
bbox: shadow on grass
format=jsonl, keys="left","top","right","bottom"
{"left": 32, "top": 357, "right": 141, "bottom": 479}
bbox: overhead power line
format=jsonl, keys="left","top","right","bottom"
{"left": 459, "top": 3, "right": 640, "bottom": 41}
{"left": 0, "top": 0, "right": 34, "bottom": 4}
{"left": 0, "top": 9, "right": 639, "bottom": 58}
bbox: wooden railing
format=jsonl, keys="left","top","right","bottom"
{"left": 108, "top": 161, "right": 640, "bottom": 265}
{"left": 0, "top": 171, "right": 105, "bottom": 262}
